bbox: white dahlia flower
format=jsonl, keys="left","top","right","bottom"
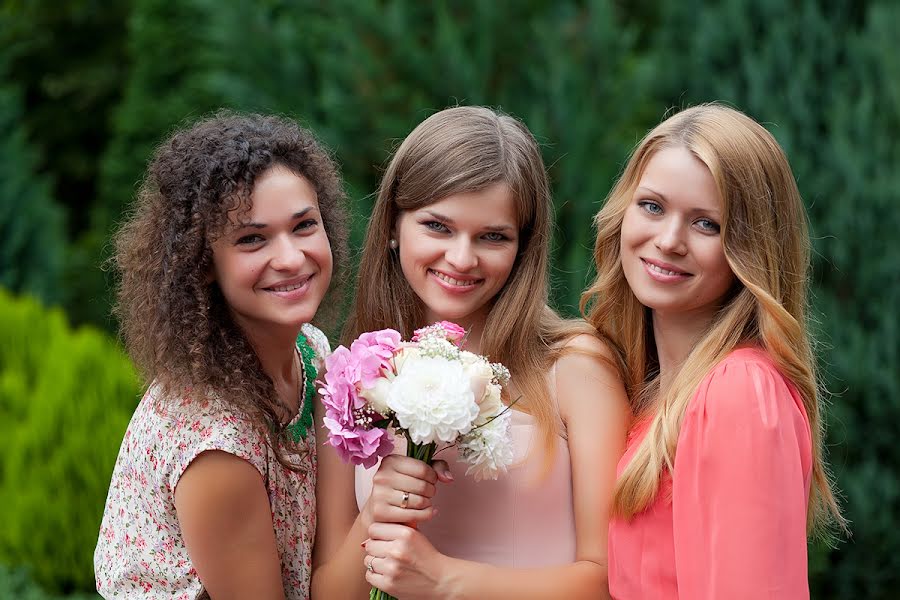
{"left": 458, "top": 409, "right": 514, "bottom": 481}
{"left": 387, "top": 355, "right": 479, "bottom": 444}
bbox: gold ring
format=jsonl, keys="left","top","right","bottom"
{"left": 401, "top": 491, "right": 410, "bottom": 509}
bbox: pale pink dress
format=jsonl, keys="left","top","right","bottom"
{"left": 608, "top": 347, "right": 813, "bottom": 599}
{"left": 94, "top": 324, "right": 329, "bottom": 600}
{"left": 356, "top": 407, "right": 577, "bottom": 567}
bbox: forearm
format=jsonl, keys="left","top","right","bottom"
{"left": 310, "top": 511, "right": 371, "bottom": 599}
{"left": 439, "top": 557, "right": 609, "bottom": 600}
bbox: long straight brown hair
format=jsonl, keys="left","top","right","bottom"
{"left": 344, "top": 106, "right": 608, "bottom": 455}
{"left": 582, "top": 104, "right": 844, "bottom": 536}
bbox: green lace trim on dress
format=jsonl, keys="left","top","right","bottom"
{"left": 286, "top": 331, "right": 318, "bottom": 442}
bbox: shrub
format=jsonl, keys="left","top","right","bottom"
{"left": 0, "top": 290, "right": 141, "bottom": 593}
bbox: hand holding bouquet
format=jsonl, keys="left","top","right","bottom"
{"left": 319, "top": 322, "right": 514, "bottom": 600}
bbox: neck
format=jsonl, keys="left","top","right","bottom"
{"left": 652, "top": 308, "right": 715, "bottom": 390}
{"left": 239, "top": 321, "right": 301, "bottom": 389}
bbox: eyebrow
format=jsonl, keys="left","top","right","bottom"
{"left": 635, "top": 186, "right": 721, "bottom": 216}
{"left": 423, "top": 210, "right": 515, "bottom": 232}
{"left": 234, "top": 207, "right": 314, "bottom": 230}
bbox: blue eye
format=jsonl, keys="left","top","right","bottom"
{"left": 483, "top": 232, "right": 508, "bottom": 242}
{"left": 638, "top": 200, "right": 663, "bottom": 215}
{"left": 423, "top": 221, "right": 449, "bottom": 233}
{"left": 694, "top": 218, "right": 721, "bottom": 234}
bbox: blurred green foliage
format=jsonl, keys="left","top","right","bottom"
{"left": 0, "top": 564, "right": 100, "bottom": 600}
{"left": 0, "top": 290, "right": 141, "bottom": 593}
{"left": 0, "top": 0, "right": 897, "bottom": 596}
{"left": 0, "top": 65, "right": 65, "bottom": 304}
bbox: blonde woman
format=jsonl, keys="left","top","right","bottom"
{"left": 343, "top": 106, "right": 630, "bottom": 599}
{"left": 583, "top": 104, "right": 844, "bottom": 599}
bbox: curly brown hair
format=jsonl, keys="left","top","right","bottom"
{"left": 113, "top": 111, "right": 349, "bottom": 470}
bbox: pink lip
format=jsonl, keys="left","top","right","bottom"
{"left": 640, "top": 258, "right": 692, "bottom": 283}
{"left": 262, "top": 274, "right": 314, "bottom": 299}
{"left": 428, "top": 269, "right": 483, "bottom": 294}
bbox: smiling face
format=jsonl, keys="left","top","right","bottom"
{"left": 620, "top": 146, "right": 735, "bottom": 326}
{"left": 395, "top": 182, "right": 519, "bottom": 328}
{"left": 210, "top": 165, "right": 333, "bottom": 338}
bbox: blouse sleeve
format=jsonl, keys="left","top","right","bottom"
{"left": 671, "top": 351, "right": 812, "bottom": 600}
{"left": 300, "top": 323, "right": 332, "bottom": 370}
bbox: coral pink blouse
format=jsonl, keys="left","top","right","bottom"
{"left": 608, "top": 348, "right": 813, "bottom": 600}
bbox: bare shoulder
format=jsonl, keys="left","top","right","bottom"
{"left": 553, "top": 334, "right": 628, "bottom": 421}
{"left": 557, "top": 332, "right": 619, "bottom": 361}
{"left": 175, "top": 450, "right": 267, "bottom": 518}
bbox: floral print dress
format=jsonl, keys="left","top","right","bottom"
{"left": 94, "top": 324, "right": 329, "bottom": 599}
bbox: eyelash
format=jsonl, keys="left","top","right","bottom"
{"left": 234, "top": 219, "right": 318, "bottom": 245}
{"left": 421, "top": 221, "right": 510, "bottom": 242}
{"left": 637, "top": 200, "right": 720, "bottom": 233}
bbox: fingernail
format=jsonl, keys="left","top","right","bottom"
{"left": 360, "top": 538, "right": 369, "bottom": 549}
{"left": 446, "top": 472, "right": 454, "bottom": 481}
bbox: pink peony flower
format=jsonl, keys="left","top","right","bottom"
{"left": 350, "top": 329, "right": 401, "bottom": 387}
{"left": 322, "top": 416, "right": 394, "bottom": 468}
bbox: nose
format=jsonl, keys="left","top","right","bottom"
{"left": 445, "top": 238, "right": 478, "bottom": 271}
{"left": 654, "top": 219, "right": 687, "bottom": 256}
{"left": 270, "top": 234, "right": 305, "bottom": 270}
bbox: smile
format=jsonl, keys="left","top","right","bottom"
{"left": 429, "top": 269, "right": 482, "bottom": 289}
{"left": 263, "top": 274, "right": 313, "bottom": 295}
{"left": 641, "top": 259, "right": 691, "bottom": 282}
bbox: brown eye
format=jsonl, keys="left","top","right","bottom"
{"left": 236, "top": 234, "right": 264, "bottom": 245}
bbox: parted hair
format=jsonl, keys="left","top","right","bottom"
{"left": 113, "top": 111, "right": 349, "bottom": 470}
{"left": 582, "top": 103, "right": 843, "bottom": 535}
{"left": 344, "top": 106, "right": 615, "bottom": 457}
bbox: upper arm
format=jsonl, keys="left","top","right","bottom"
{"left": 312, "top": 385, "right": 360, "bottom": 570}
{"left": 555, "top": 334, "right": 631, "bottom": 566}
{"left": 174, "top": 450, "right": 285, "bottom": 600}
{"left": 672, "top": 356, "right": 811, "bottom": 599}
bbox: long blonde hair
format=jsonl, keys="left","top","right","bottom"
{"left": 582, "top": 103, "right": 843, "bottom": 535}
{"left": 345, "top": 106, "right": 607, "bottom": 454}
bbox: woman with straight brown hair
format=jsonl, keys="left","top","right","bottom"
{"left": 583, "top": 104, "right": 845, "bottom": 598}
{"left": 339, "top": 106, "right": 630, "bottom": 599}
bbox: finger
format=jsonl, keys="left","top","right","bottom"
{"left": 396, "top": 490, "right": 431, "bottom": 511}
{"left": 368, "top": 521, "right": 417, "bottom": 541}
{"left": 431, "top": 459, "right": 454, "bottom": 483}
{"left": 364, "top": 539, "right": 392, "bottom": 558}
{"left": 372, "top": 473, "right": 437, "bottom": 506}
{"left": 381, "top": 454, "right": 439, "bottom": 484}
{"left": 366, "top": 570, "right": 394, "bottom": 594}
{"left": 372, "top": 504, "right": 437, "bottom": 525}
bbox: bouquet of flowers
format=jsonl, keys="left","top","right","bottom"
{"left": 319, "top": 321, "right": 515, "bottom": 600}
{"left": 319, "top": 320, "right": 514, "bottom": 481}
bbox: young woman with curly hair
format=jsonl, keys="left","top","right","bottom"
{"left": 582, "top": 104, "right": 845, "bottom": 598}
{"left": 94, "top": 112, "right": 434, "bottom": 599}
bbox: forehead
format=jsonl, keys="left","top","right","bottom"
{"left": 227, "top": 167, "right": 319, "bottom": 223}
{"left": 638, "top": 146, "right": 721, "bottom": 211}
{"left": 417, "top": 182, "right": 517, "bottom": 226}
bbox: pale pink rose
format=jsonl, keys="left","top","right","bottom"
{"left": 436, "top": 321, "right": 466, "bottom": 344}
{"left": 412, "top": 321, "right": 466, "bottom": 345}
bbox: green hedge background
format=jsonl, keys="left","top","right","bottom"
{"left": 1, "top": 0, "right": 897, "bottom": 597}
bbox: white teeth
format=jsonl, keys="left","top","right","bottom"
{"left": 647, "top": 262, "right": 681, "bottom": 276}
{"left": 432, "top": 270, "right": 477, "bottom": 287}
{"left": 269, "top": 281, "right": 306, "bottom": 292}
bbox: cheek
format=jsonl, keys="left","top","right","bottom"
{"left": 619, "top": 212, "right": 642, "bottom": 254}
